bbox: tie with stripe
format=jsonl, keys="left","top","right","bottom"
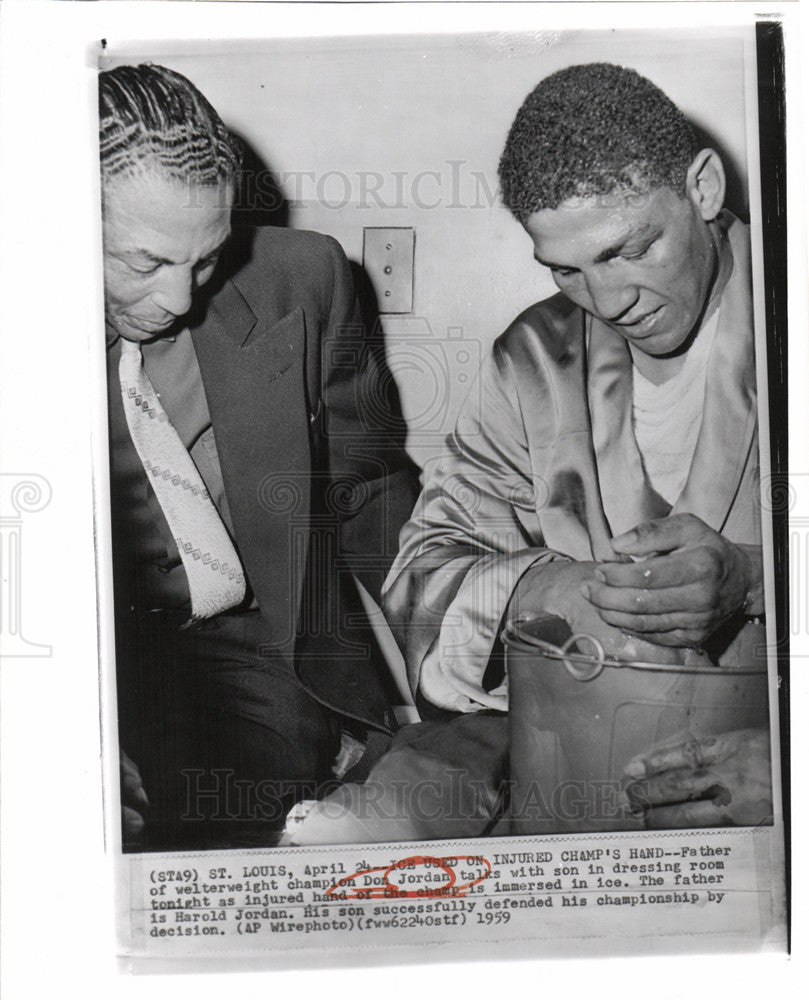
{"left": 118, "top": 337, "right": 246, "bottom": 626}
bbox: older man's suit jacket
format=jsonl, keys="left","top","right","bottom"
{"left": 110, "top": 225, "right": 418, "bottom": 733}
{"left": 382, "top": 213, "right": 761, "bottom": 714}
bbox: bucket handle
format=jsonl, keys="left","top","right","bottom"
{"left": 501, "top": 617, "right": 767, "bottom": 682}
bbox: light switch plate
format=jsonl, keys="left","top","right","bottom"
{"left": 362, "top": 227, "right": 415, "bottom": 313}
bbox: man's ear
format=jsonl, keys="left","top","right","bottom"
{"left": 685, "top": 148, "right": 726, "bottom": 221}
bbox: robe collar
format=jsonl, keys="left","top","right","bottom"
{"left": 585, "top": 212, "right": 755, "bottom": 539}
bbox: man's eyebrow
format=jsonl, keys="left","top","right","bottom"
{"left": 592, "top": 224, "right": 659, "bottom": 264}
{"left": 200, "top": 234, "right": 231, "bottom": 261}
{"left": 118, "top": 248, "right": 173, "bottom": 266}
{"left": 118, "top": 234, "right": 230, "bottom": 267}
{"left": 535, "top": 253, "right": 568, "bottom": 270}
{"left": 535, "top": 223, "right": 659, "bottom": 270}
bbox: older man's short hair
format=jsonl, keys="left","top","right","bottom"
{"left": 99, "top": 63, "right": 242, "bottom": 187}
{"left": 498, "top": 63, "right": 697, "bottom": 223}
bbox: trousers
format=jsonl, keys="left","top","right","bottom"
{"left": 116, "top": 608, "right": 341, "bottom": 852}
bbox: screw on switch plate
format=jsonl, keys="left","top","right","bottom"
{"left": 362, "top": 227, "right": 415, "bottom": 313}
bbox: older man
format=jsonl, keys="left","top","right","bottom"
{"left": 101, "top": 64, "right": 417, "bottom": 851}
{"left": 382, "top": 63, "right": 769, "bottom": 831}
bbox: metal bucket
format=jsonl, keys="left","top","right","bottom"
{"left": 503, "top": 615, "right": 769, "bottom": 834}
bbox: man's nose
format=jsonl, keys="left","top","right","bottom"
{"left": 152, "top": 265, "right": 194, "bottom": 318}
{"left": 584, "top": 269, "right": 639, "bottom": 321}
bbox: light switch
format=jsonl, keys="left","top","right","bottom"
{"left": 362, "top": 227, "right": 415, "bottom": 313}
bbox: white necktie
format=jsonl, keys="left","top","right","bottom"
{"left": 118, "top": 337, "right": 246, "bottom": 625}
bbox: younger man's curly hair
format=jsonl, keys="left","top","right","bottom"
{"left": 499, "top": 63, "right": 697, "bottom": 224}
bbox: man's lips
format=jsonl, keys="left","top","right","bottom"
{"left": 613, "top": 305, "right": 664, "bottom": 333}
{"left": 124, "top": 315, "right": 175, "bottom": 334}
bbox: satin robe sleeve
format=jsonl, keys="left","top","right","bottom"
{"left": 381, "top": 340, "right": 570, "bottom": 714}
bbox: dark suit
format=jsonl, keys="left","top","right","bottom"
{"left": 109, "top": 226, "right": 417, "bottom": 850}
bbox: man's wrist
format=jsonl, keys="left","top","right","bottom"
{"left": 507, "top": 556, "right": 575, "bottom": 621}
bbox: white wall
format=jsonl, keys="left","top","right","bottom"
{"left": 107, "top": 29, "right": 750, "bottom": 467}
